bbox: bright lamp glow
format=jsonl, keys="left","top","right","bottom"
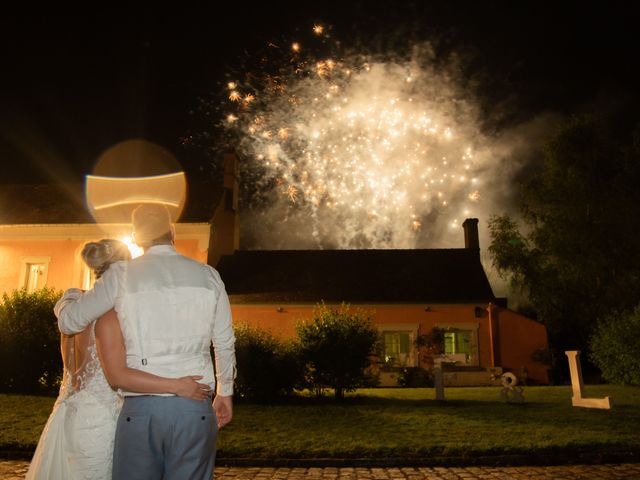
{"left": 121, "top": 236, "right": 144, "bottom": 258}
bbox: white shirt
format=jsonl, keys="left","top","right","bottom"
{"left": 55, "top": 245, "right": 236, "bottom": 397}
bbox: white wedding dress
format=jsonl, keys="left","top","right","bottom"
{"left": 26, "top": 321, "right": 122, "bottom": 480}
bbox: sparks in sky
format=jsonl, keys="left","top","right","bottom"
{"left": 224, "top": 25, "right": 491, "bottom": 249}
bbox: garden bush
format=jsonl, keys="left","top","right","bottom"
{"left": 297, "top": 303, "right": 379, "bottom": 398}
{"left": 589, "top": 305, "right": 640, "bottom": 386}
{"left": 232, "top": 324, "right": 303, "bottom": 402}
{"left": 0, "top": 288, "right": 63, "bottom": 394}
{"left": 397, "top": 366, "right": 433, "bottom": 387}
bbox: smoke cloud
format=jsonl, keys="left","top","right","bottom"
{"left": 223, "top": 36, "right": 561, "bottom": 258}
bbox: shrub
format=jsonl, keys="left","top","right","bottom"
{"left": 589, "top": 305, "right": 640, "bottom": 386}
{"left": 0, "top": 288, "right": 63, "bottom": 394}
{"left": 232, "top": 324, "right": 303, "bottom": 402}
{"left": 297, "top": 303, "right": 380, "bottom": 398}
{"left": 397, "top": 366, "right": 433, "bottom": 387}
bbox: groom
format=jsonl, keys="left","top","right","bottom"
{"left": 55, "top": 203, "right": 236, "bottom": 480}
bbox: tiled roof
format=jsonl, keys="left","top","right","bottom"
{"left": 0, "top": 183, "right": 220, "bottom": 224}
{"left": 0, "top": 184, "right": 93, "bottom": 224}
{"left": 216, "top": 248, "right": 496, "bottom": 304}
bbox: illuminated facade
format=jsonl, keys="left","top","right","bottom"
{"left": 0, "top": 223, "right": 210, "bottom": 293}
{"left": 216, "top": 222, "right": 550, "bottom": 386}
{"left": 0, "top": 180, "right": 212, "bottom": 294}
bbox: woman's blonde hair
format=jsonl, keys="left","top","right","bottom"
{"left": 81, "top": 239, "right": 131, "bottom": 279}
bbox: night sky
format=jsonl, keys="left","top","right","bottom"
{"left": 1, "top": 1, "right": 639, "bottom": 186}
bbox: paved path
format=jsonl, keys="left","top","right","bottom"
{"left": 3, "top": 460, "right": 640, "bottom": 479}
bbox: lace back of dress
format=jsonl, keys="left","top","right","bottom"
{"left": 61, "top": 323, "right": 102, "bottom": 397}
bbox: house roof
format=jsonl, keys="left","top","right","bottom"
{"left": 216, "top": 248, "right": 496, "bottom": 304}
{"left": 0, "top": 182, "right": 221, "bottom": 224}
{"left": 0, "top": 184, "right": 93, "bottom": 224}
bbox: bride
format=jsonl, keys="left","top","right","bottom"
{"left": 26, "top": 239, "right": 211, "bottom": 480}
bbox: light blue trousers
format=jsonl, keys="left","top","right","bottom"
{"left": 112, "top": 396, "right": 217, "bottom": 480}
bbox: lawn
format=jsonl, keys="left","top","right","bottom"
{"left": 2, "top": 385, "right": 639, "bottom": 462}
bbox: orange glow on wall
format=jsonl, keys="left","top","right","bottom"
{"left": 0, "top": 223, "right": 210, "bottom": 292}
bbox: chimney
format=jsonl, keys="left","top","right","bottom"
{"left": 462, "top": 218, "right": 479, "bottom": 249}
{"left": 209, "top": 153, "right": 240, "bottom": 266}
{"left": 223, "top": 152, "right": 239, "bottom": 210}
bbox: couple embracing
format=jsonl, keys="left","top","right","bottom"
{"left": 27, "top": 203, "right": 236, "bottom": 480}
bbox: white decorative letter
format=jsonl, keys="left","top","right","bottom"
{"left": 565, "top": 350, "right": 612, "bottom": 409}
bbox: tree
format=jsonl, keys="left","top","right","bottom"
{"left": 488, "top": 114, "right": 640, "bottom": 377}
{"left": 296, "top": 303, "right": 379, "bottom": 398}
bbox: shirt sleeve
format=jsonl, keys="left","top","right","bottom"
{"left": 211, "top": 274, "right": 236, "bottom": 396}
{"left": 55, "top": 263, "right": 122, "bottom": 335}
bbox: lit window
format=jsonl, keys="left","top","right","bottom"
{"left": 20, "top": 258, "right": 49, "bottom": 292}
{"left": 433, "top": 324, "right": 479, "bottom": 367}
{"left": 25, "top": 264, "right": 46, "bottom": 291}
{"left": 444, "top": 330, "right": 471, "bottom": 355}
{"left": 383, "top": 331, "right": 413, "bottom": 367}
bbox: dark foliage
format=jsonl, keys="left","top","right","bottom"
{"left": 488, "top": 114, "right": 640, "bottom": 379}
{"left": 0, "top": 288, "right": 63, "bottom": 394}
{"left": 232, "top": 324, "right": 304, "bottom": 402}
{"left": 590, "top": 305, "right": 640, "bottom": 386}
{"left": 297, "top": 303, "right": 380, "bottom": 398}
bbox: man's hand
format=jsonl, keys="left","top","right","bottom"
{"left": 172, "top": 375, "right": 211, "bottom": 401}
{"left": 54, "top": 288, "right": 83, "bottom": 317}
{"left": 213, "top": 394, "right": 233, "bottom": 428}
{"left": 54, "top": 288, "right": 85, "bottom": 335}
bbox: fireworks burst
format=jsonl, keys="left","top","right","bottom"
{"left": 224, "top": 25, "right": 491, "bottom": 249}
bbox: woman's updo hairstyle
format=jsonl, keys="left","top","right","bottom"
{"left": 81, "top": 239, "right": 131, "bottom": 279}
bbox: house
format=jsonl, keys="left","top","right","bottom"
{"left": 212, "top": 155, "right": 550, "bottom": 386}
{"left": 1, "top": 153, "right": 550, "bottom": 386}
{"left": 0, "top": 182, "right": 212, "bottom": 293}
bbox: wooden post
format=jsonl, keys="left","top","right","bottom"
{"left": 434, "top": 366, "right": 445, "bottom": 401}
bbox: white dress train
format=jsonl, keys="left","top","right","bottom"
{"left": 26, "top": 322, "right": 122, "bottom": 480}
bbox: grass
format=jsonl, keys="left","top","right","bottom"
{"left": 2, "top": 385, "right": 639, "bottom": 461}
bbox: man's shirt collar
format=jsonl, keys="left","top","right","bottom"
{"left": 144, "top": 244, "right": 177, "bottom": 255}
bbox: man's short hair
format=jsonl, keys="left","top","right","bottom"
{"left": 132, "top": 204, "right": 173, "bottom": 247}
